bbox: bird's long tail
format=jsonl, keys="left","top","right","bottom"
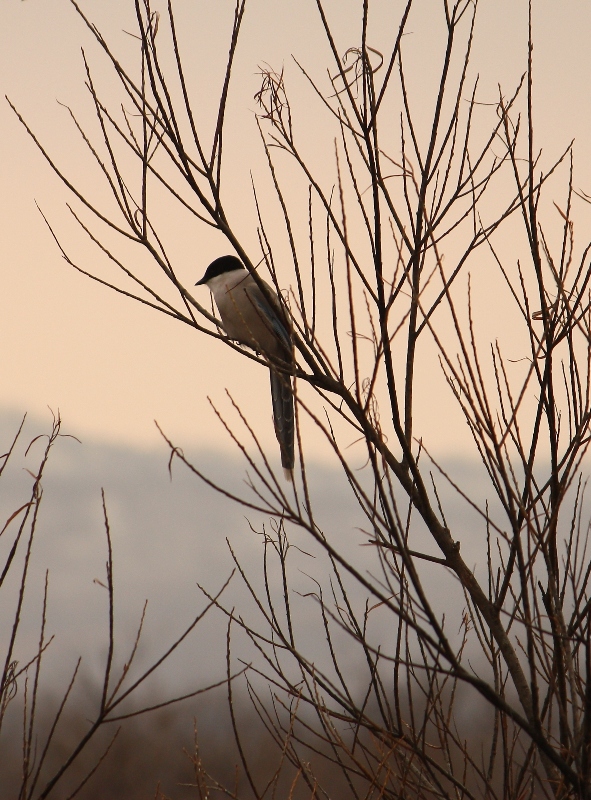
{"left": 270, "top": 370, "right": 294, "bottom": 481}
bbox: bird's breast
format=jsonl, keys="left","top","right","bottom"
{"left": 214, "top": 282, "right": 283, "bottom": 359}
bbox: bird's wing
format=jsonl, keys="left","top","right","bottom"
{"left": 245, "top": 280, "right": 292, "bottom": 355}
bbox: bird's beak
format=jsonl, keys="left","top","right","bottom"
{"left": 195, "top": 274, "right": 208, "bottom": 286}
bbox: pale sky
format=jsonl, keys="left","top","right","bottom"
{"left": 2, "top": 0, "right": 591, "bottom": 465}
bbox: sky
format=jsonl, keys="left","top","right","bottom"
{"left": 2, "top": 0, "right": 591, "bottom": 465}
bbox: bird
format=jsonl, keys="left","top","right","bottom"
{"left": 196, "top": 255, "right": 295, "bottom": 480}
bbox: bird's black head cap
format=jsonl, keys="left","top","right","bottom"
{"left": 196, "top": 255, "right": 245, "bottom": 285}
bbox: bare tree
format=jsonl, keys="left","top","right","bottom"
{"left": 0, "top": 414, "right": 236, "bottom": 799}
{"left": 9, "top": 0, "right": 591, "bottom": 797}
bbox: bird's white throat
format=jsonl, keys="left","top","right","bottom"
{"left": 205, "top": 269, "right": 247, "bottom": 299}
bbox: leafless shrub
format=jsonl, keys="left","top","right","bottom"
{"left": 0, "top": 415, "right": 233, "bottom": 799}
{"left": 9, "top": 0, "right": 591, "bottom": 797}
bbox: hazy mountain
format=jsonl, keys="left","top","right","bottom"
{"left": 0, "top": 409, "right": 497, "bottom": 700}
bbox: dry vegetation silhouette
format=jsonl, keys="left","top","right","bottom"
{"left": 4, "top": 0, "right": 591, "bottom": 797}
